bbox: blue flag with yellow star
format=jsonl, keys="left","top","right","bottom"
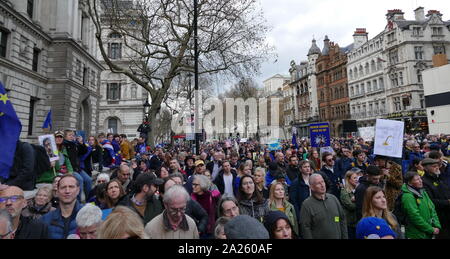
{"left": 0, "top": 82, "right": 22, "bottom": 180}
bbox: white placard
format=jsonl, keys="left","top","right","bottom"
{"left": 373, "top": 119, "right": 404, "bottom": 158}
{"left": 240, "top": 138, "right": 248, "bottom": 143}
{"left": 358, "top": 127, "right": 375, "bottom": 142}
{"left": 38, "top": 134, "right": 59, "bottom": 162}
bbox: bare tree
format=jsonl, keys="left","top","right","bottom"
{"left": 224, "top": 77, "right": 260, "bottom": 100}
{"left": 87, "top": 0, "right": 273, "bottom": 146}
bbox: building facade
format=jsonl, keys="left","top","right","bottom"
{"left": 0, "top": 0, "right": 103, "bottom": 142}
{"left": 281, "top": 81, "right": 295, "bottom": 140}
{"left": 348, "top": 7, "right": 450, "bottom": 134}
{"left": 97, "top": 0, "right": 147, "bottom": 138}
{"left": 262, "top": 74, "right": 290, "bottom": 98}
{"left": 316, "top": 36, "right": 352, "bottom": 137}
{"left": 288, "top": 39, "right": 321, "bottom": 137}
{"left": 347, "top": 29, "right": 387, "bottom": 128}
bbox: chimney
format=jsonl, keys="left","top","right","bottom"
{"left": 386, "top": 9, "right": 405, "bottom": 21}
{"left": 414, "top": 7, "right": 425, "bottom": 21}
{"left": 353, "top": 28, "right": 369, "bottom": 49}
{"left": 426, "top": 10, "right": 443, "bottom": 17}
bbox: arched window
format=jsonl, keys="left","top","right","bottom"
{"left": 371, "top": 60, "right": 376, "bottom": 72}
{"left": 365, "top": 63, "right": 370, "bottom": 74}
{"left": 359, "top": 65, "right": 364, "bottom": 77}
{"left": 108, "top": 118, "right": 118, "bottom": 134}
{"left": 354, "top": 67, "right": 358, "bottom": 79}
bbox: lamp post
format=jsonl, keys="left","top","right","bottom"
{"left": 193, "top": 0, "right": 200, "bottom": 155}
{"left": 143, "top": 99, "right": 151, "bottom": 121}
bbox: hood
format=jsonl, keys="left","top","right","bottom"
{"left": 264, "top": 210, "right": 290, "bottom": 233}
{"left": 401, "top": 184, "right": 423, "bottom": 198}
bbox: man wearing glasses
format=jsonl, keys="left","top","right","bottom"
{"left": 319, "top": 152, "right": 341, "bottom": 199}
{"left": 0, "top": 185, "right": 48, "bottom": 239}
{"left": 144, "top": 185, "right": 199, "bottom": 239}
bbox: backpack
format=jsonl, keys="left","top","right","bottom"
{"left": 392, "top": 191, "right": 407, "bottom": 225}
{"left": 31, "top": 144, "right": 51, "bottom": 176}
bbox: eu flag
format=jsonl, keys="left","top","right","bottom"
{"left": 42, "top": 110, "right": 52, "bottom": 130}
{"left": 0, "top": 82, "right": 22, "bottom": 180}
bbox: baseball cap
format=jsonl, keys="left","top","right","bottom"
{"left": 356, "top": 217, "right": 397, "bottom": 239}
{"left": 195, "top": 160, "right": 205, "bottom": 167}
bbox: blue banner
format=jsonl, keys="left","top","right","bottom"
{"left": 42, "top": 110, "right": 52, "bottom": 130}
{"left": 309, "top": 122, "right": 331, "bottom": 148}
{"left": 0, "top": 82, "right": 22, "bottom": 180}
{"left": 268, "top": 141, "right": 282, "bottom": 151}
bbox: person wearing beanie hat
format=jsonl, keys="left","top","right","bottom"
{"left": 355, "top": 165, "right": 384, "bottom": 221}
{"left": 264, "top": 211, "right": 295, "bottom": 239}
{"left": 224, "top": 215, "right": 269, "bottom": 239}
{"left": 356, "top": 217, "right": 396, "bottom": 239}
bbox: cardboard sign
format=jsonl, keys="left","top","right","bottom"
{"left": 374, "top": 119, "right": 404, "bottom": 158}
{"left": 309, "top": 122, "right": 331, "bottom": 148}
{"left": 38, "top": 135, "right": 59, "bottom": 162}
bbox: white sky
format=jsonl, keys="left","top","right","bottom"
{"left": 255, "top": 0, "right": 450, "bottom": 85}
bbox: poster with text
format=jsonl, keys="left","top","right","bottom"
{"left": 374, "top": 119, "right": 404, "bottom": 158}
{"left": 309, "top": 122, "right": 331, "bottom": 148}
{"left": 38, "top": 134, "right": 59, "bottom": 162}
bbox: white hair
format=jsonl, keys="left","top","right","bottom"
{"left": 76, "top": 204, "right": 103, "bottom": 228}
{"left": 163, "top": 185, "right": 190, "bottom": 204}
{"left": 96, "top": 173, "right": 110, "bottom": 184}
{"left": 193, "top": 174, "right": 211, "bottom": 191}
{"left": 309, "top": 173, "right": 324, "bottom": 186}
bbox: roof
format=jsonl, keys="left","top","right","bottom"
{"left": 308, "top": 39, "right": 321, "bottom": 56}
{"left": 322, "top": 35, "right": 330, "bottom": 55}
{"left": 340, "top": 43, "right": 354, "bottom": 54}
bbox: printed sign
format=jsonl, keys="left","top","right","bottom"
{"left": 38, "top": 134, "right": 59, "bottom": 162}
{"left": 309, "top": 122, "right": 331, "bottom": 148}
{"left": 374, "top": 119, "right": 404, "bottom": 158}
{"left": 359, "top": 127, "right": 375, "bottom": 142}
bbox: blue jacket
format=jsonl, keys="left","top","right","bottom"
{"left": 40, "top": 201, "right": 83, "bottom": 239}
{"left": 336, "top": 157, "right": 353, "bottom": 178}
{"left": 289, "top": 177, "right": 310, "bottom": 222}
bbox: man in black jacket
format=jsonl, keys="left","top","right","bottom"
{"left": 422, "top": 158, "right": 450, "bottom": 239}
{"left": 354, "top": 165, "right": 383, "bottom": 221}
{"left": 214, "top": 161, "right": 237, "bottom": 197}
{"left": 206, "top": 151, "right": 223, "bottom": 181}
{"left": 286, "top": 155, "right": 300, "bottom": 182}
{"left": 0, "top": 186, "right": 47, "bottom": 239}
{"left": 2, "top": 141, "right": 35, "bottom": 191}
{"left": 319, "top": 152, "right": 341, "bottom": 199}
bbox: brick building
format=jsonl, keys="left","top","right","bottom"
{"left": 316, "top": 36, "right": 352, "bottom": 137}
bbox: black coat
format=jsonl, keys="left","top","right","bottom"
{"left": 5, "top": 141, "right": 35, "bottom": 191}
{"left": 286, "top": 165, "right": 299, "bottom": 182}
{"left": 185, "top": 199, "right": 209, "bottom": 234}
{"left": 63, "top": 140, "right": 87, "bottom": 173}
{"left": 289, "top": 176, "right": 310, "bottom": 222}
{"left": 422, "top": 172, "right": 450, "bottom": 232}
{"left": 15, "top": 216, "right": 48, "bottom": 239}
{"left": 213, "top": 169, "right": 238, "bottom": 196}
{"left": 118, "top": 194, "right": 163, "bottom": 225}
{"left": 319, "top": 165, "right": 341, "bottom": 199}
{"left": 354, "top": 176, "right": 383, "bottom": 221}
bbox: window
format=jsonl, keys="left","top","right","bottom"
{"left": 28, "top": 97, "right": 37, "bottom": 136}
{"left": 379, "top": 77, "right": 384, "bottom": 89}
{"left": 371, "top": 60, "right": 376, "bottom": 73}
{"left": 108, "top": 43, "right": 122, "bottom": 59}
{"left": 434, "top": 45, "right": 446, "bottom": 55}
{"left": 90, "top": 70, "right": 96, "bottom": 87}
{"left": 359, "top": 65, "right": 364, "bottom": 77}
{"left": 389, "top": 50, "right": 399, "bottom": 65}
{"left": 402, "top": 96, "right": 410, "bottom": 109}
{"left": 108, "top": 118, "right": 118, "bottom": 134}
{"left": 394, "top": 97, "right": 401, "bottom": 111}
{"left": 349, "top": 70, "right": 353, "bottom": 80}
{"left": 380, "top": 101, "right": 385, "bottom": 114}
{"left": 109, "top": 32, "right": 122, "bottom": 38}
{"left": 32, "top": 48, "right": 40, "bottom": 72}
{"left": 350, "top": 86, "right": 354, "bottom": 97}
{"left": 76, "top": 59, "right": 82, "bottom": 77}
{"left": 365, "top": 63, "right": 370, "bottom": 74}
{"left": 373, "top": 79, "right": 378, "bottom": 90}
{"left": 412, "top": 27, "right": 422, "bottom": 36}
{"left": 414, "top": 46, "right": 424, "bottom": 60}
{"left": 417, "top": 70, "right": 422, "bottom": 83}
{"left": 369, "top": 103, "right": 373, "bottom": 115}
{"left": 83, "top": 67, "right": 88, "bottom": 86}
{"left": 420, "top": 94, "right": 424, "bottom": 108}
{"left": 0, "top": 28, "right": 8, "bottom": 57}
{"left": 399, "top": 72, "right": 404, "bottom": 86}
{"left": 387, "top": 32, "right": 396, "bottom": 42}
{"left": 390, "top": 73, "right": 399, "bottom": 87}
{"left": 375, "top": 102, "right": 379, "bottom": 114}
{"left": 107, "top": 83, "right": 121, "bottom": 100}
{"left": 432, "top": 27, "right": 443, "bottom": 36}
{"left": 27, "top": 0, "right": 34, "bottom": 18}
{"left": 367, "top": 81, "right": 371, "bottom": 93}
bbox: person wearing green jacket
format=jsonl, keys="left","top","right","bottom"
{"left": 37, "top": 133, "right": 74, "bottom": 184}
{"left": 402, "top": 171, "right": 441, "bottom": 239}
{"left": 269, "top": 182, "right": 299, "bottom": 236}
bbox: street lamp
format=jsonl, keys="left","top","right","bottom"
{"left": 143, "top": 99, "right": 151, "bottom": 120}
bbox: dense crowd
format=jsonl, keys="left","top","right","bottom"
{"left": 0, "top": 130, "right": 450, "bottom": 239}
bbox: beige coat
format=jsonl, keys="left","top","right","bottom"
{"left": 144, "top": 213, "right": 199, "bottom": 239}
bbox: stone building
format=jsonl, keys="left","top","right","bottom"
{"left": 96, "top": 0, "right": 147, "bottom": 138}
{"left": 347, "top": 29, "right": 387, "bottom": 128}
{"left": 0, "top": 0, "right": 103, "bottom": 142}
{"left": 316, "top": 36, "right": 352, "bottom": 137}
{"left": 348, "top": 7, "right": 450, "bottom": 134}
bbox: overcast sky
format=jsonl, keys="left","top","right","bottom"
{"left": 254, "top": 0, "right": 450, "bottom": 86}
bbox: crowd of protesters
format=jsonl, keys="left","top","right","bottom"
{"left": 0, "top": 130, "right": 450, "bottom": 239}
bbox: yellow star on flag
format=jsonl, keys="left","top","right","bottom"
{"left": 0, "top": 93, "right": 9, "bottom": 105}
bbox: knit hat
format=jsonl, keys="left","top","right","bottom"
{"left": 224, "top": 215, "right": 269, "bottom": 239}
{"left": 421, "top": 158, "right": 440, "bottom": 166}
{"left": 263, "top": 211, "right": 291, "bottom": 238}
{"left": 356, "top": 217, "right": 397, "bottom": 239}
